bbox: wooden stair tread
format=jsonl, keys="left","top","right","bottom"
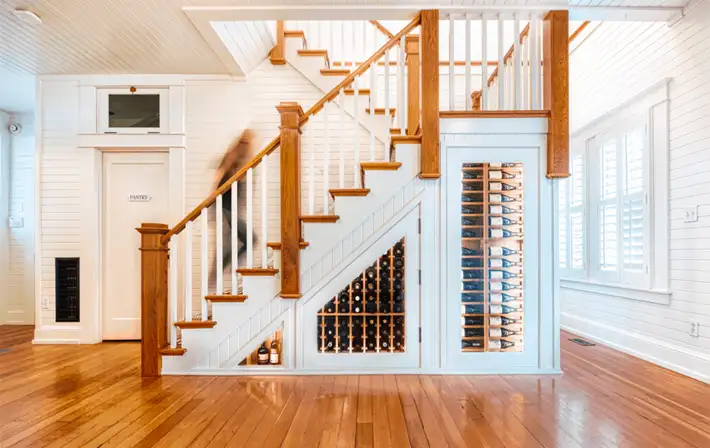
{"left": 390, "top": 128, "right": 402, "bottom": 135}
{"left": 391, "top": 135, "right": 422, "bottom": 145}
{"left": 284, "top": 30, "right": 305, "bottom": 38}
{"left": 174, "top": 321, "right": 216, "bottom": 329}
{"left": 298, "top": 49, "right": 327, "bottom": 56}
{"left": 159, "top": 347, "right": 186, "bottom": 356}
{"left": 206, "top": 294, "right": 248, "bottom": 303}
{"left": 344, "top": 88, "right": 371, "bottom": 96}
{"left": 321, "top": 68, "right": 350, "bottom": 76}
{"left": 329, "top": 188, "right": 371, "bottom": 197}
{"left": 366, "top": 108, "right": 396, "bottom": 116}
{"left": 236, "top": 267, "right": 279, "bottom": 276}
{"left": 267, "top": 241, "right": 310, "bottom": 250}
{"left": 300, "top": 215, "right": 340, "bottom": 223}
{"left": 361, "top": 161, "right": 402, "bottom": 171}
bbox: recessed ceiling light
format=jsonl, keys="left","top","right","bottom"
{"left": 13, "top": 9, "right": 42, "bottom": 25}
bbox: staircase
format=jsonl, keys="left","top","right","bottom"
{"left": 137, "top": 11, "right": 564, "bottom": 376}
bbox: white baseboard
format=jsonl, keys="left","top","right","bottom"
{"left": 32, "top": 325, "right": 100, "bottom": 345}
{"left": 561, "top": 312, "right": 710, "bottom": 384}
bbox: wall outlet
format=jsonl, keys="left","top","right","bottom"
{"left": 690, "top": 321, "right": 700, "bottom": 338}
{"left": 683, "top": 206, "right": 698, "bottom": 223}
{"left": 8, "top": 216, "right": 24, "bottom": 228}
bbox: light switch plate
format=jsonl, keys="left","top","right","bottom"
{"left": 8, "top": 217, "right": 24, "bottom": 228}
{"left": 683, "top": 206, "right": 698, "bottom": 223}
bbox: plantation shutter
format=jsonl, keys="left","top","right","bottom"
{"left": 620, "top": 126, "right": 648, "bottom": 284}
{"left": 599, "top": 140, "right": 618, "bottom": 273}
{"left": 570, "top": 154, "right": 585, "bottom": 270}
{"left": 558, "top": 177, "right": 568, "bottom": 269}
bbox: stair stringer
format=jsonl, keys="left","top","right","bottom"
{"left": 284, "top": 35, "right": 392, "bottom": 145}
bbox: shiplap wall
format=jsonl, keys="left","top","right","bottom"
{"left": 36, "top": 60, "right": 384, "bottom": 325}
{"left": 562, "top": 0, "right": 710, "bottom": 382}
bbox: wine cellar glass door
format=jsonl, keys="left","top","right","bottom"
{"left": 444, "top": 147, "right": 540, "bottom": 372}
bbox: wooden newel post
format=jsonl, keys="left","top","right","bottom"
{"left": 405, "top": 35, "right": 420, "bottom": 136}
{"left": 137, "top": 223, "right": 169, "bottom": 377}
{"left": 543, "top": 11, "right": 570, "bottom": 178}
{"left": 277, "top": 102, "right": 304, "bottom": 299}
{"left": 420, "top": 10, "right": 440, "bottom": 179}
{"left": 270, "top": 20, "right": 286, "bottom": 65}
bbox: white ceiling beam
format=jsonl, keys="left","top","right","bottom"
{"left": 568, "top": 6, "right": 684, "bottom": 22}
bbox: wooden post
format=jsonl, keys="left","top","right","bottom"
{"left": 420, "top": 10, "right": 440, "bottom": 179}
{"left": 277, "top": 102, "right": 304, "bottom": 298}
{"left": 405, "top": 35, "right": 420, "bottom": 136}
{"left": 543, "top": 11, "right": 570, "bottom": 178}
{"left": 271, "top": 20, "right": 286, "bottom": 65}
{"left": 137, "top": 223, "right": 169, "bottom": 377}
{"left": 471, "top": 91, "right": 482, "bottom": 111}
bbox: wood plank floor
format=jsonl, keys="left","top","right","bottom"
{"left": 1, "top": 326, "right": 709, "bottom": 447}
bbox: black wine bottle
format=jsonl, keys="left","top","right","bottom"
{"left": 393, "top": 279, "right": 403, "bottom": 291}
{"left": 393, "top": 258, "right": 404, "bottom": 269}
{"left": 489, "top": 304, "right": 521, "bottom": 314}
{"left": 393, "top": 302, "right": 404, "bottom": 313}
{"left": 462, "top": 328, "right": 484, "bottom": 337}
{"left": 462, "top": 340, "right": 484, "bottom": 349}
{"left": 462, "top": 316, "right": 485, "bottom": 326}
{"left": 462, "top": 229, "right": 483, "bottom": 238}
{"left": 488, "top": 228, "right": 522, "bottom": 238}
{"left": 488, "top": 270, "right": 518, "bottom": 280}
{"left": 461, "top": 205, "right": 484, "bottom": 214}
{"left": 379, "top": 302, "right": 391, "bottom": 313}
{"left": 380, "top": 257, "right": 391, "bottom": 270}
{"left": 461, "top": 258, "right": 484, "bottom": 268}
{"left": 365, "top": 267, "right": 377, "bottom": 281}
{"left": 462, "top": 247, "right": 482, "bottom": 256}
{"left": 489, "top": 293, "right": 517, "bottom": 303}
{"left": 257, "top": 343, "right": 269, "bottom": 364}
{"left": 394, "top": 243, "right": 404, "bottom": 257}
{"left": 462, "top": 193, "right": 483, "bottom": 203}
{"left": 489, "top": 258, "right": 520, "bottom": 268}
{"left": 462, "top": 183, "right": 483, "bottom": 191}
{"left": 462, "top": 280, "right": 484, "bottom": 291}
{"left": 352, "top": 279, "right": 363, "bottom": 292}
{"left": 461, "top": 292, "right": 485, "bottom": 302}
{"left": 365, "top": 302, "right": 377, "bottom": 313}
{"left": 462, "top": 270, "right": 484, "bottom": 280}
{"left": 489, "top": 316, "right": 521, "bottom": 326}
{"left": 324, "top": 302, "right": 336, "bottom": 313}
{"left": 463, "top": 171, "right": 483, "bottom": 180}
{"left": 365, "top": 280, "right": 377, "bottom": 291}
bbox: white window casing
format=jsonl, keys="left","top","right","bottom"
{"left": 559, "top": 79, "right": 671, "bottom": 305}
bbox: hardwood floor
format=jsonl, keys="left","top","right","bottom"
{"left": 1, "top": 326, "right": 709, "bottom": 447}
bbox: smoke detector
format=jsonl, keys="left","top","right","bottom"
{"left": 9, "top": 123, "right": 22, "bottom": 134}
{"left": 13, "top": 9, "right": 42, "bottom": 25}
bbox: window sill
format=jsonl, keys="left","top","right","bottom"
{"left": 560, "top": 278, "right": 671, "bottom": 305}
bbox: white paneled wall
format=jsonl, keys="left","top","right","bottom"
{"left": 563, "top": 0, "right": 710, "bottom": 382}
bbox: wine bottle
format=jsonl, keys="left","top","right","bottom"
{"left": 338, "top": 325, "right": 349, "bottom": 339}
{"left": 269, "top": 340, "right": 280, "bottom": 365}
{"left": 461, "top": 258, "right": 484, "bottom": 268}
{"left": 393, "top": 302, "right": 404, "bottom": 313}
{"left": 393, "top": 291, "right": 404, "bottom": 302}
{"left": 489, "top": 205, "right": 520, "bottom": 215}
{"left": 380, "top": 270, "right": 391, "bottom": 283}
{"left": 461, "top": 205, "right": 484, "bottom": 214}
{"left": 365, "top": 301, "right": 377, "bottom": 313}
{"left": 462, "top": 340, "right": 484, "bottom": 349}
{"left": 488, "top": 170, "right": 518, "bottom": 180}
{"left": 462, "top": 270, "right": 484, "bottom": 280}
{"left": 365, "top": 267, "right": 377, "bottom": 281}
{"left": 352, "top": 293, "right": 363, "bottom": 313}
{"left": 462, "top": 183, "right": 483, "bottom": 191}
{"left": 462, "top": 316, "right": 485, "bottom": 326}
{"left": 489, "top": 304, "right": 521, "bottom": 314}
{"left": 394, "top": 339, "right": 404, "bottom": 351}
{"left": 367, "top": 340, "right": 376, "bottom": 351}
{"left": 489, "top": 281, "right": 518, "bottom": 291}
{"left": 489, "top": 216, "right": 518, "bottom": 226}
{"left": 461, "top": 292, "right": 485, "bottom": 302}
{"left": 462, "top": 229, "right": 483, "bottom": 238}
{"left": 462, "top": 217, "right": 483, "bottom": 226}
{"left": 500, "top": 328, "right": 520, "bottom": 337}
{"left": 489, "top": 293, "right": 517, "bottom": 303}
{"left": 379, "top": 302, "right": 391, "bottom": 313}
{"left": 489, "top": 340, "right": 515, "bottom": 349}
{"left": 339, "top": 339, "right": 350, "bottom": 352}
{"left": 380, "top": 257, "right": 391, "bottom": 270}
{"left": 463, "top": 171, "right": 483, "bottom": 180}
{"left": 366, "top": 280, "right": 377, "bottom": 291}
{"left": 393, "top": 257, "right": 404, "bottom": 269}
{"left": 488, "top": 228, "right": 521, "bottom": 239}
{"left": 394, "top": 243, "right": 404, "bottom": 257}
{"left": 352, "top": 339, "right": 363, "bottom": 351}
{"left": 462, "top": 328, "right": 484, "bottom": 337}
{"left": 393, "top": 279, "right": 403, "bottom": 291}
{"left": 489, "top": 270, "right": 518, "bottom": 280}
{"left": 352, "top": 279, "right": 363, "bottom": 292}
{"left": 324, "top": 302, "right": 336, "bottom": 314}
{"left": 489, "top": 182, "right": 516, "bottom": 191}
{"left": 462, "top": 193, "right": 483, "bottom": 203}
{"left": 462, "top": 281, "right": 484, "bottom": 291}
{"left": 489, "top": 162, "right": 517, "bottom": 168}
{"left": 257, "top": 343, "right": 269, "bottom": 365}
{"left": 462, "top": 247, "right": 481, "bottom": 256}
{"left": 490, "top": 316, "right": 521, "bottom": 326}
{"left": 393, "top": 269, "right": 403, "bottom": 280}
{"left": 463, "top": 163, "right": 484, "bottom": 168}
{"left": 489, "top": 246, "right": 518, "bottom": 256}
{"left": 489, "top": 258, "right": 520, "bottom": 268}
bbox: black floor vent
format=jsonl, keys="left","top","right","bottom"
{"left": 56, "top": 258, "right": 80, "bottom": 322}
{"left": 569, "top": 338, "right": 595, "bottom": 346}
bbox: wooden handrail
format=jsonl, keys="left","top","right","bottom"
{"left": 298, "top": 14, "right": 422, "bottom": 128}
{"left": 569, "top": 21, "right": 591, "bottom": 44}
{"left": 369, "top": 20, "right": 394, "bottom": 39}
{"left": 162, "top": 136, "right": 280, "bottom": 243}
{"left": 334, "top": 60, "right": 500, "bottom": 67}
{"left": 162, "top": 15, "right": 421, "bottom": 244}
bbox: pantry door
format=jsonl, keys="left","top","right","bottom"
{"left": 443, "top": 146, "right": 540, "bottom": 372}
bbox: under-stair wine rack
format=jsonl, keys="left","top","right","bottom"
{"left": 460, "top": 163, "right": 524, "bottom": 352}
{"left": 317, "top": 239, "right": 406, "bottom": 353}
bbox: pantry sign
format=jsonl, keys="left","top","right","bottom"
{"left": 128, "top": 193, "right": 152, "bottom": 202}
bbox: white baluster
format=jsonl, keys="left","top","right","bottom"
{"left": 216, "top": 194, "right": 223, "bottom": 294}
{"left": 246, "top": 168, "right": 254, "bottom": 268}
{"left": 384, "top": 47, "right": 390, "bottom": 117}
{"left": 323, "top": 103, "right": 330, "bottom": 212}
{"left": 522, "top": 34, "right": 530, "bottom": 110}
{"left": 531, "top": 14, "right": 541, "bottom": 110}
{"left": 352, "top": 21, "right": 357, "bottom": 71}
{"left": 339, "top": 89, "right": 345, "bottom": 188}
{"left": 498, "top": 15, "right": 505, "bottom": 109}
{"left": 340, "top": 21, "right": 345, "bottom": 69}
{"left": 308, "top": 126, "right": 316, "bottom": 214}
{"left": 362, "top": 21, "right": 367, "bottom": 63}
{"left": 369, "top": 62, "right": 376, "bottom": 160}
{"left": 261, "top": 155, "right": 268, "bottom": 268}
{"left": 481, "top": 16, "right": 489, "bottom": 110}
{"left": 353, "top": 76, "right": 360, "bottom": 188}
{"left": 371, "top": 25, "right": 377, "bottom": 91}
{"left": 231, "top": 181, "right": 237, "bottom": 291}
{"left": 514, "top": 14, "right": 522, "bottom": 110}
{"left": 399, "top": 35, "right": 406, "bottom": 132}
{"left": 449, "top": 13, "right": 455, "bottom": 110}
{"left": 185, "top": 221, "right": 193, "bottom": 321}
{"left": 200, "top": 208, "right": 208, "bottom": 320}
{"left": 169, "top": 238, "right": 178, "bottom": 347}
{"left": 329, "top": 21, "right": 335, "bottom": 68}
{"left": 464, "top": 14, "right": 471, "bottom": 110}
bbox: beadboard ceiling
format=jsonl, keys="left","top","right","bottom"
{"left": 0, "top": 0, "right": 691, "bottom": 75}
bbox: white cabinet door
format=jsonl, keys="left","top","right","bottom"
{"left": 102, "top": 152, "right": 170, "bottom": 340}
{"left": 443, "top": 146, "right": 541, "bottom": 372}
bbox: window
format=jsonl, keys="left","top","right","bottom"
{"left": 558, "top": 79, "right": 670, "bottom": 302}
